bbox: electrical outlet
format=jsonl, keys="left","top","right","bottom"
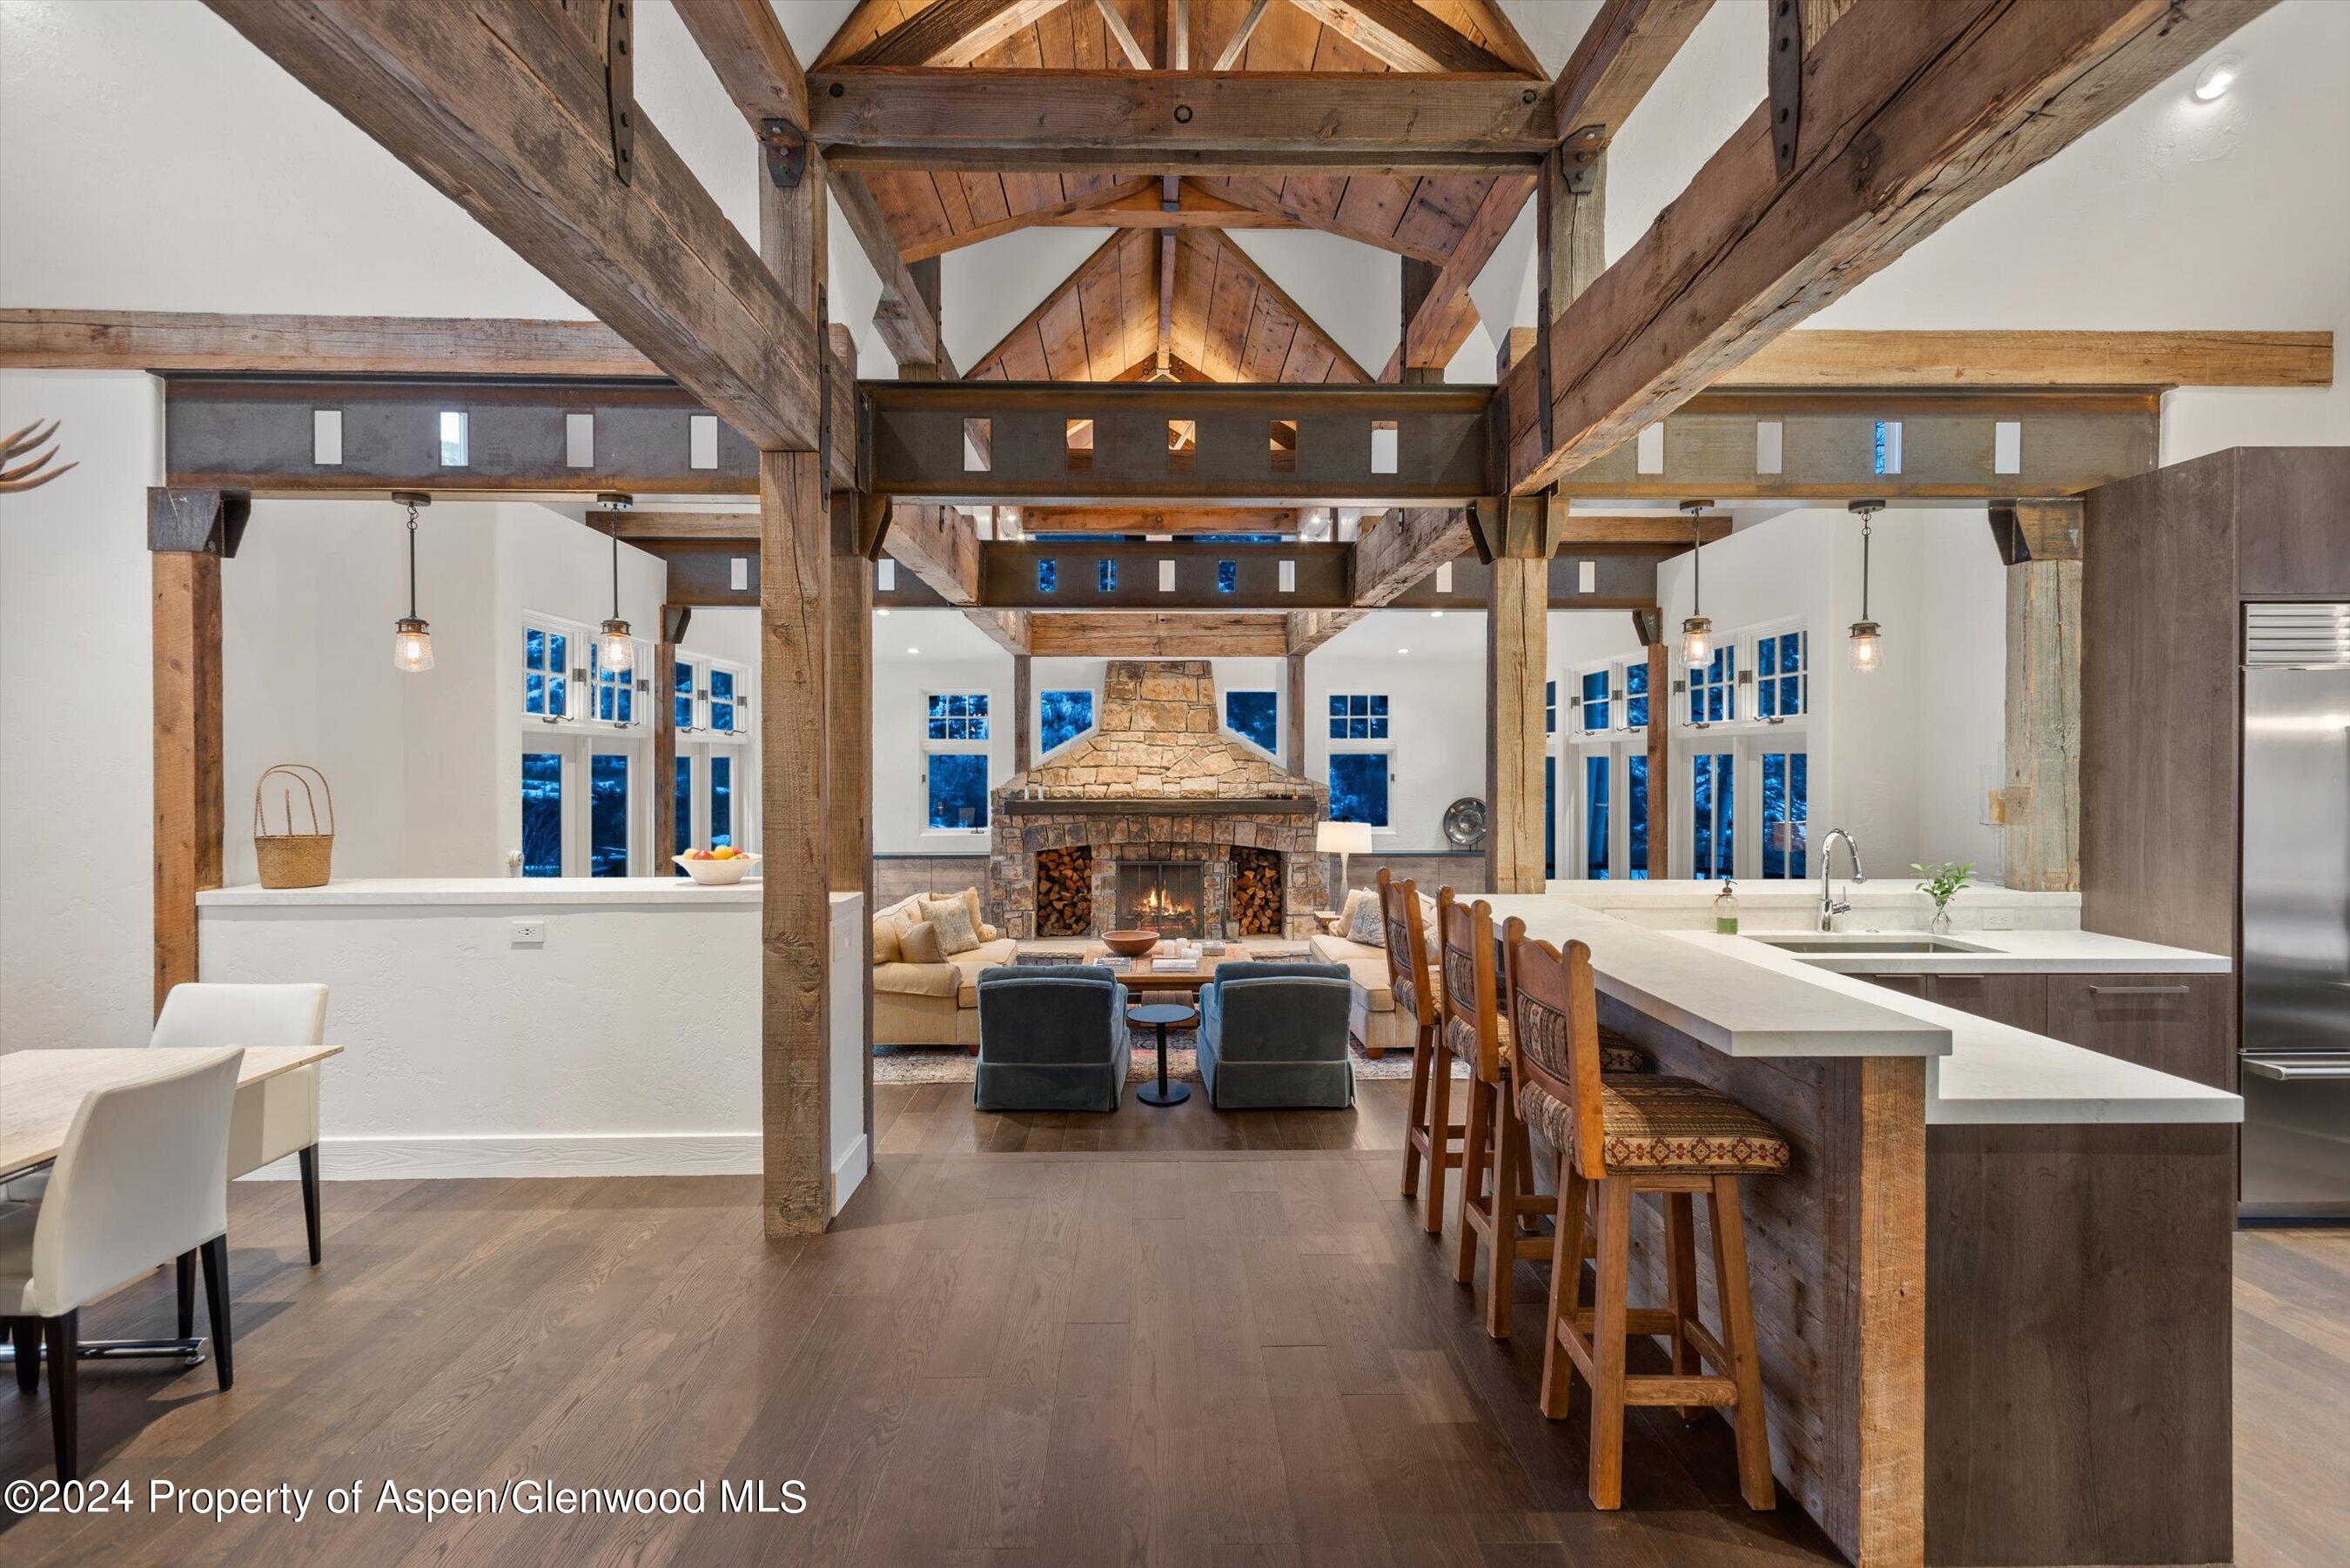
{"left": 1981, "top": 908, "right": 2016, "bottom": 930}
{"left": 510, "top": 918, "right": 546, "bottom": 946}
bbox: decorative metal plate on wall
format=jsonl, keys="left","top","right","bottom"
{"left": 1442, "top": 797, "right": 1487, "bottom": 851}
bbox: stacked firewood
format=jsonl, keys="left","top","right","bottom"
{"left": 1231, "top": 848, "right": 1283, "bottom": 936}
{"left": 1037, "top": 848, "right": 1092, "bottom": 936}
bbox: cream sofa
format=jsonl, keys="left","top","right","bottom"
{"left": 872, "top": 890, "right": 1016, "bottom": 1053}
{"left": 1306, "top": 931, "right": 1416, "bottom": 1061}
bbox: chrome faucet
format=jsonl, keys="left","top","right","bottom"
{"left": 1817, "top": 829, "right": 1865, "bottom": 931}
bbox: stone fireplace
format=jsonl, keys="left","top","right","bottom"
{"left": 990, "top": 660, "right": 1327, "bottom": 940}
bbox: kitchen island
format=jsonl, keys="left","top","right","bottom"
{"left": 1485, "top": 893, "right": 2239, "bottom": 1568}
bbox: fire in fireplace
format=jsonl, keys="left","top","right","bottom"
{"left": 1116, "top": 861, "right": 1205, "bottom": 938}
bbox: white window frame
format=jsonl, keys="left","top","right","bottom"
{"left": 521, "top": 615, "right": 579, "bottom": 727}
{"left": 1326, "top": 690, "right": 1392, "bottom": 743}
{"left": 1747, "top": 619, "right": 1810, "bottom": 727}
{"left": 1325, "top": 749, "right": 1393, "bottom": 831}
{"left": 1675, "top": 620, "right": 1810, "bottom": 738}
{"left": 1668, "top": 731, "right": 1813, "bottom": 881}
{"left": 923, "top": 688, "right": 993, "bottom": 835}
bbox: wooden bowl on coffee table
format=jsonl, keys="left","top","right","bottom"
{"left": 1100, "top": 928, "right": 1159, "bottom": 957}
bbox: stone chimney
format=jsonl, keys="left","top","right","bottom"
{"left": 1001, "top": 660, "right": 1319, "bottom": 801}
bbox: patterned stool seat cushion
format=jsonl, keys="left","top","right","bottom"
{"left": 1517, "top": 1079, "right": 1791, "bottom": 1176}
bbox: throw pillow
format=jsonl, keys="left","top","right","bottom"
{"left": 899, "top": 920, "right": 946, "bottom": 965}
{"left": 920, "top": 895, "right": 981, "bottom": 955}
{"left": 1341, "top": 888, "right": 1384, "bottom": 946}
{"left": 872, "top": 919, "right": 903, "bottom": 965}
{"left": 957, "top": 888, "right": 989, "bottom": 942}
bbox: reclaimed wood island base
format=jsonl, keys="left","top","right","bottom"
{"left": 1485, "top": 896, "right": 2241, "bottom": 1568}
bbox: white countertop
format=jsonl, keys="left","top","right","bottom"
{"left": 200, "top": 877, "right": 767, "bottom": 908}
{"left": 1682, "top": 933, "right": 2242, "bottom": 1126}
{"left": 1719, "top": 928, "right": 2231, "bottom": 975}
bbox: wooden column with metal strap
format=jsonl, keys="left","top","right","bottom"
{"left": 759, "top": 131, "right": 833, "bottom": 1237}
{"left": 1012, "top": 653, "right": 1033, "bottom": 773}
{"left": 653, "top": 603, "right": 691, "bottom": 864}
{"left": 1286, "top": 651, "right": 1309, "bottom": 776}
{"left": 1993, "top": 499, "right": 2083, "bottom": 891}
{"left": 149, "top": 486, "right": 245, "bottom": 1015}
{"left": 1482, "top": 495, "right": 1559, "bottom": 895}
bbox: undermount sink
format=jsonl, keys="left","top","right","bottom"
{"left": 1749, "top": 935, "right": 1992, "bottom": 955}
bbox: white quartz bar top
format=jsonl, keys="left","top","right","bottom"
{"left": 199, "top": 877, "right": 774, "bottom": 908}
{"left": 1680, "top": 934, "right": 2242, "bottom": 1126}
{"left": 1726, "top": 928, "right": 2229, "bottom": 975}
{"left": 1480, "top": 895, "right": 1951, "bottom": 1060}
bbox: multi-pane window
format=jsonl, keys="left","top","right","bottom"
{"left": 588, "top": 638, "right": 636, "bottom": 725}
{"left": 927, "top": 692, "right": 990, "bottom": 741}
{"left": 1691, "top": 751, "right": 1736, "bottom": 880}
{"left": 1626, "top": 757, "right": 1650, "bottom": 878}
{"left": 1327, "top": 753, "right": 1389, "bottom": 828}
{"left": 1687, "top": 647, "right": 1736, "bottom": 725}
{"left": 1225, "top": 690, "right": 1278, "bottom": 753}
{"left": 1756, "top": 630, "right": 1807, "bottom": 720}
{"left": 709, "top": 755, "right": 734, "bottom": 848}
{"left": 1327, "top": 693, "right": 1389, "bottom": 740}
{"left": 927, "top": 754, "right": 989, "bottom": 830}
{"left": 524, "top": 625, "right": 569, "bottom": 719}
{"left": 589, "top": 754, "right": 630, "bottom": 875}
{"left": 672, "top": 755, "right": 691, "bottom": 871}
{"left": 708, "top": 667, "right": 739, "bottom": 734}
{"left": 520, "top": 752, "right": 563, "bottom": 876}
{"left": 1039, "top": 688, "right": 1093, "bottom": 753}
{"left": 1583, "top": 754, "right": 1611, "bottom": 879}
{"left": 1761, "top": 750, "right": 1810, "bottom": 879}
{"left": 674, "top": 660, "right": 695, "bottom": 731}
{"left": 1625, "top": 662, "right": 1650, "bottom": 729}
{"left": 1578, "top": 669, "right": 1611, "bottom": 734}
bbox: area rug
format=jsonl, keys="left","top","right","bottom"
{"left": 872, "top": 1034, "right": 1463, "bottom": 1088}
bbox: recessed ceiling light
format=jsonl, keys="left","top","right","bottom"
{"left": 2192, "top": 53, "right": 2239, "bottom": 101}
{"left": 1430, "top": 609, "right": 1444, "bottom": 619}
{"left": 1396, "top": 647, "right": 1410, "bottom": 656}
{"left": 876, "top": 606, "right": 890, "bottom": 616}
{"left": 906, "top": 646, "right": 919, "bottom": 655}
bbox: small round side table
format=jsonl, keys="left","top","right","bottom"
{"left": 1127, "top": 1002, "right": 1198, "bottom": 1107}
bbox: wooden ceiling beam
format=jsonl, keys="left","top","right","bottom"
{"left": 1384, "top": 173, "right": 1532, "bottom": 378}
{"left": 883, "top": 502, "right": 984, "bottom": 604}
{"left": 1285, "top": 608, "right": 1366, "bottom": 655}
{"left": 1350, "top": 506, "right": 1473, "bottom": 606}
{"left": 807, "top": 70, "right": 1554, "bottom": 172}
{"left": 1021, "top": 182, "right": 1304, "bottom": 233}
{"left": 201, "top": 0, "right": 821, "bottom": 452}
{"left": 1027, "top": 612, "right": 1290, "bottom": 657}
{"left": 1510, "top": 0, "right": 2276, "bottom": 496}
{"left": 592, "top": 508, "right": 760, "bottom": 542}
{"left": 831, "top": 171, "right": 957, "bottom": 375}
{"left": 670, "top": 0, "right": 809, "bottom": 129}
{"left": 1093, "top": 0, "right": 1153, "bottom": 68}
{"left": 842, "top": 0, "right": 1079, "bottom": 68}
{"left": 0, "top": 309, "right": 661, "bottom": 377}
{"left": 966, "top": 608, "right": 1035, "bottom": 654}
{"left": 1550, "top": 0, "right": 1715, "bottom": 141}
{"left": 1188, "top": 177, "right": 1453, "bottom": 260}
{"left": 1021, "top": 506, "right": 1305, "bottom": 533}
{"left": 898, "top": 178, "right": 1158, "bottom": 262}
{"left": 1279, "top": 0, "right": 1520, "bottom": 75}
{"left": 1720, "top": 330, "right": 2335, "bottom": 390}
{"left": 1212, "top": 0, "right": 1275, "bottom": 69}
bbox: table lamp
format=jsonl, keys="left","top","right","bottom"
{"left": 1317, "top": 820, "right": 1374, "bottom": 900}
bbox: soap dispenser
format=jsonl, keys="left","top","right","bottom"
{"left": 1713, "top": 879, "right": 1740, "bottom": 935}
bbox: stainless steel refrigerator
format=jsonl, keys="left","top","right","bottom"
{"left": 2239, "top": 603, "right": 2350, "bottom": 1220}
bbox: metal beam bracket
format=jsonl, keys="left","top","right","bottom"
{"left": 1561, "top": 124, "right": 1607, "bottom": 195}
{"left": 760, "top": 117, "right": 809, "bottom": 191}
{"left": 605, "top": 0, "right": 635, "bottom": 186}
{"left": 1768, "top": 0, "right": 1803, "bottom": 179}
{"left": 147, "top": 485, "right": 252, "bottom": 556}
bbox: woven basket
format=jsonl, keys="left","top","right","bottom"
{"left": 254, "top": 763, "right": 334, "bottom": 889}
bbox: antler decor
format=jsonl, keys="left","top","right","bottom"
{"left": 0, "top": 420, "right": 75, "bottom": 493}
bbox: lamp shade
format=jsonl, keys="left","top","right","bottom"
{"left": 1317, "top": 821, "right": 1374, "bottom": 856}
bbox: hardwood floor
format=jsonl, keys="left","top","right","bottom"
{"left": 2, "top": 1082, "right": 2341, "bottom": 1566}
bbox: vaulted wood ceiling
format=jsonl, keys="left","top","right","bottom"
{"left": 816, "top": 0, "right": 1547, "bottom": 383}
{"left": 966, "top": 226, "right": 1369, "bottom": 384}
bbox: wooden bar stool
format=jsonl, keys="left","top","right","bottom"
{"left": 1503, "top": 924, "right": 1789, "bottom": 1513}
{"left": 1381, "top": 870, "right": 1461, "bottom": 1233}
{"left": 1437, "top": 892, "right": 1551, "bottom": 1338}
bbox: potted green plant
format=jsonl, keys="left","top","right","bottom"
{"left": 1913, "top": 861, "right": 1972, "bottom": 935}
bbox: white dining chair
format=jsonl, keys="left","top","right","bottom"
{"left": 152, "top": 982, "right": 329, "bottom": 1268}
{"left": 2, "top": 1048, "right": 244, "bottom": 1480}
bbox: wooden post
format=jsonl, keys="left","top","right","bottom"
{"left": 1645, "top": 641, "right": 1670, "bottom": 878}
{"left": 1286, "top": 651, "right": 1308, "bottom": 775}
{"left": 1400, "top": 257, "right": 1444, "bottom": 385}
{"left": 829, "top": 491, "right": 875, "bottom": 1144}
{"left": 149, "top": 486, "right": 241, "bottom": 1015}
{"left": 652, "top": 604, "right": 689, "bottom": 864}
{"left": 2001, "top": 501, "right": 2083, "bottom": 891}
{"left": 1536, "top": 138, "right": 1606, "bottom": 451}
{"left": 1012, "top": 653, "right": 1033, "bottom": 773}
{"left": 759, "top": 142, "right": 833, "bottom": 1237}
{"left": 1487, "top": 553, "right": 1548, "bottom": 895}
{"left": 898, "top": 257, "right": 942, "bottom": 381}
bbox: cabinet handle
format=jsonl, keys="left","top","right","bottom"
{"left": 1937, "top": 974, "right": 1988, "bottom": 982}
{"left": 2086, "top": 984, "right": 2191, "bottom": 996}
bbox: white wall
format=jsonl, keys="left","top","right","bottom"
{"left": 872, "top": 613, "right": 1013, "bottom": 854}
{"left": 0, "top": 371, "right": 159, "bottom": 1052}
{"left": 1311, "top": 613, "right": 1484, "bottom": 852}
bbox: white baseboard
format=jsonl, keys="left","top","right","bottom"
{"left": 831, "top": 1130, "right": 870, "bottom": 1216}
{"left": 237, "top": 1133, "right": 762, "bottom": 1181}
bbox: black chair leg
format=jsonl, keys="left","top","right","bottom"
{"left": 299, "top": 1144, "right": 323, "bottom": 1264}
{"left": 44, "top": 1310, "right": 77, "bottom": 1480}
{"left": 198, "top": 1235, "right": 233, "bottom": 1391}
{"left": 177, "top": 1252, "right": 197, "bottom": 1340}
{"left": 9, "top": 1317, "right": 38, "bottom": 1393}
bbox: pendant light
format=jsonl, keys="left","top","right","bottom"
{"left": 1848, "top": 499, "right": 1885, "bottom": 675}
{"left": 391, "top": 491, "right": 433, "bottom": 673}
{"left": 595, "top": 492, "right": 635, "bottom": 674}
{"left": 1678, "top": 499, "right": 1715, "bottom": 666}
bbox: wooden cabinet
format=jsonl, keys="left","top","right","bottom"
{"left": 2042, "top": 972, "right": 2234, "bottom": 1089}
{"left": 1855, "top": 971, "right": 1928, "bottom": 998}
{"left": 1855, "top": 970, "right": 2046, "bottom": 1030}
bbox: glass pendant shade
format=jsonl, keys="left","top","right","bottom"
{"left": 1680, "top": 615, "right": 1713, "bottom": 666}
{"left": 597, "top": 619, "right": 635, "bottom": 673}
{"left": 392, "top": 617, "right": 433, "bottom": 673}
{"left": 1848, "top": 620, "right": 1883, "bottom": 674}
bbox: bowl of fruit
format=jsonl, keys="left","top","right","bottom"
{"left": 673, "top": 845, "right": 760, "bottom": 885}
